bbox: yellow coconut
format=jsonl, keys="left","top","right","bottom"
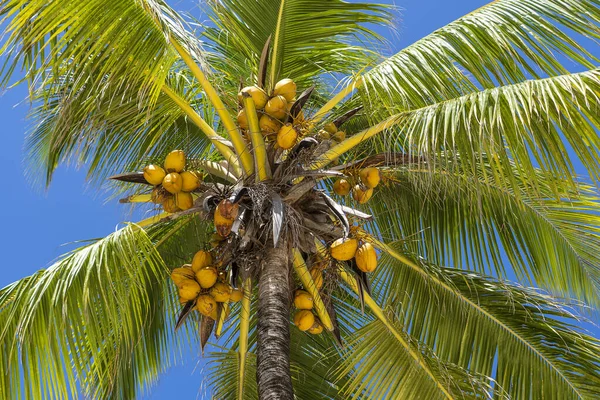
{"left": 293, "top": 310, "right": 315, "bottom": 332}
{"left": 356, "top": 242, "right": 378, "bottom": 273}
{"left": 277, "top": 124, "right": 298, "bottom": 150}
{"left": 217, "top": 199, "right": 239, "bottom": 220}
{"left": 143, "top": 164, "right": 166, "bottom": 185}
{"left": 238, "top": 85, "right": 269, "bottom": 109}
{"left": 178, "top": 280, "right": 201, "bottom": 301}
{"left": 294, "top": 290, "right": 314, "bottom": 310}
{"left": 324, "top": 123, "right": 338, "bottom": 134}
{"left": 237, "top": 109, "right": 249, "bottom": 130}
{"left": 308, "top": 320, "right": 324, "bottom": 335}
{"left": 273, "top": 78, "right": 297, "bottom": 102}
{"left": 196, "top": 294, "right": 218, "bottom": 317}
{"left": 330, "top": 238, "right": 359, "bottom": 261}
{"left": 333, "top": 179, "right": 351, "bottom": 196}
{"left": 162, "top": 172, "right": 183, "bottom": 194}
{"left": 170, "top": 266, "right": 195, "bottom": 286}
{"left": 162, "top": 196, "right": 180, "bottom": 213}
{"left": 310, "top": 268, "right": 324, "bottom": 290}
{"left": 180, "top": 171, "right": 201, "bottom": 192}
{"left": 230, "top": 289, "right": 244, "bottom": 302}
{"left": 175, "top": 192, "right": 194, "bottom": 211}
{"left": 151, "top": 187, "right": 167, "bottom": 204}
{"left": 317, "top": 129, "right": 331, "bottom": 140}
{"left": 164, "top": 150, "right": 186, "bottom": 173}
{"left": 265, "top": 95, "right": 288, "bottom": 120}
{"left": 259, "top": 114, "right": 282, "bottom": 136}
{"left": 333, "top": 131, "right": 346, "bottom": 142}
{"left": 210, "top": 282, "right": 232, "bottom": 302}
{"left": 192, "top": 250, "right": 213, "bottom": 272}
{"left": 359, "top": 167, "right": 381, "bottom": 189}
{"left": 195, "top": 266, "right": 218, "bottom": 289}
{"left": 352, "top": 185, "right": 373, "bottom": 204}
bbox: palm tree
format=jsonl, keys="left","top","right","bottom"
{"left": 2, "top": 0, "right": 600, "bottom": 398}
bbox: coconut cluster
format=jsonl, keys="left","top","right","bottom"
{"left": 170, "top": 250, "right": 243, "bottom": 320}
{"left": 143, "top": 150, "right": 202, "bottom": 213}
{"left": 237, "top": 78, "right": 303, "bottom": 150}
{"left": 330, "top": 237, "right": 378, "bottom": 273}
{"left": 333, "top": 167, "right": 381, "bottom": 204}
{"left": 291, "top": 259, "right": 326, "bottom": 334}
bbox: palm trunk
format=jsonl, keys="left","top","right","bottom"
{"left": 256, "top": 245, "right": 294, "bottom": 400}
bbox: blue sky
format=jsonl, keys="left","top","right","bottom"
{"left": 0, "top": 0, "right": 596, "bottom": 398}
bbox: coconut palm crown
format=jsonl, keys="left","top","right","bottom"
{"left": 2, "top": 0, "right": 600, "bottom": 399}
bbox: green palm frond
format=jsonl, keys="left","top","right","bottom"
{"left": 369, "top": 244, "right": 600, "bottom": 400}
{"left": 0, "top": 225, "right": 169, "bottom": 399}
{"left": 26, "top": 72, "right": 216, "bottom": 186}
{"left": 363, "top": 160, "right": 600, "bottom": 305}
{"left": 202, "top": 0, "right": 392, "bottom": 90}
{"left": 362, "top": 0, "right": 600, "bottom": 110}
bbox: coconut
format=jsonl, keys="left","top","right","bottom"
{"left": 333, "top": 179, "right": 351, "bottom": 196}
{"left": 237, "top": 109, "right": 249, "bottom": 130}
{"left": 259, "top": 114, "right": 282, "bottom": 136}
{"left": 317, "top": 129, "right": 331, "bottom": 140}
{"left": 330, "top": 238, "right": 358, "bottom": 261}
{"left": 170, "top": 266, "right": 195, "bottom": 286}
{"left": 359, "top": 167, "right": 381, "bottom": 189}
{"left": 175, "top": 192, "right": 194, "bottom": 210}
{"left": 356, "top": 242, "right": 378, "bottom": 273}
{"left": 178, "top": 280, "right": 201, "bottom": 301}
{"left": 180, "top": 171, "right": 201, "bottom": 192}
{"left": 274, "top": 78, "right": 297, "bottom": 102}
{"left": 293, "top": 310, "right": 315, "bottom": 331}
{"left": 324, "top": 122, "right": 338, "bottom": 134}
{"left": 276, "top": 124, "right": 298, "bottom": 150}
{"left": 195, "top": 266, "right": 218, "bottom": 289}
{"left": 196, "top": 294, "right": 217, "bottom": 317}
{"left": 192, "top": 250, "right": 213, "bottom": 272}
{"left": 265, "top": 95, "right": 288, "bottom": 120}
{"left": 164, "top": 150, "right": 186, "bottom": 173}
{"left": 294, "top": 290, "right": 314, "bottom": 310}
{"left": 308, "top": 320, "right": 324, "bottom": 335}
{"left": 352, "top": 185, "right": 373, "bottom": 204}
{"left": 238, "top": 85, "right": 269, "bottom": 109}
{"left": 210, "top": 282, "right": 232, "bottom": 302}
{"left": 143, "top": 164, "right": 166, "bottom": 185}
{"left": 332, "top": 131, "right": 346, "bottom": 142}
{"left": 162, "top": 196, "right": 180, "bottom": 213}
{"left": 230, "top": 289, "right": 244, "bottom": 302}
{"left": 310, "top": 268, "right": 324, "bottom": 290}
{"left": 162, "top": 173, "right": 183, "bottom": 194}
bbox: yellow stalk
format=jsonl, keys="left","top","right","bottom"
{"left": 311, "top": 114, "right": 400, "bottom": 170}
{"left": 338, "top": 269, "right": 453, "bottom": 400}
{"left": 170, "top": 40, "right": 254, "bottom": 176}
{"left": 135, "top": 212, "right": 169, "bottom": 228}
{"left": 197, "top": 160, "right": 239, "bottom": 184}
{"left": 269, "top": 0, "right": 286, "bottom": 87}
{"left": 216, "top": 302, "right": 229, "bottom": 338}
{"left": 291, "top": 249, "right": 334, "bottom": 331}
{"left": 311, "top": 77, "right": 363, "bottom": 125}
{"left": 161, "top": 85, "right": 242, "bottom": 176}
{"left": 238, "top": 278, "right": 252, "bottom": 400}
{"left": 242, "top": 95, "right": 271, "bottom": 182}
{"left": 124, "top": 194, "right": 152, "bottom": 203}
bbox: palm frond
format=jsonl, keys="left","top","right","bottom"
{"left": 202, "top": 0, "right": 392, "bottom": 90}
{"left": 369, "top": 242, "right": 600, "bottom": 400}
{"left": 362, "top": 0, "right": 600, "bottom": 111}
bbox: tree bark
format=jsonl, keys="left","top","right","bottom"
{"left": 256, "top": 245, "right": 294, "bottom": 400}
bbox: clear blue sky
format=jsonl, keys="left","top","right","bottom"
{"left": 0, "top": 0, "right": 595, "bottom": 398}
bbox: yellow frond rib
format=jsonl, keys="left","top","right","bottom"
{"left": 238, "top": 278, "right": 252, "bottom": 400}
{"left": 170, "top": 40, "right": 254, "bottom": 176}
{"left": 161, "top": 85, "right": 242, "bottom": 176}
{"left": 242, "top": 95, "right": 271, "bottom": 182}
{"left": 291, "top": 249, "right": 333, "bottom": 331}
